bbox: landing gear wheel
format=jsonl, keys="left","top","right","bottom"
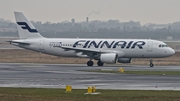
{"left": 87, "top": 61, "right": 94, "bottom": 66}
{"left": 149, "top": 59, "right": 154, "bottom": 67}
{"left": 150, "top": 63, "right": 154, "bottom": 67}
{"left": 97, "top": 61, "right": 104, "bottom": 66}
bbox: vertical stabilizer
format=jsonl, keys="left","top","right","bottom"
{"left": 14, "top": 12, "right": 44, "bottom": 39}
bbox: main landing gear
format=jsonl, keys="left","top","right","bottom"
{"left": 97, "top": 61, "right": 104, "bottom": 66}
{"left": 87, "top": 60, "right": 104, "bottom": 66}
{"left": 87, "top": 60, "right": 94, "bottom": 66}
{"left": 150, "top": 59, "right": 154, "bottom": 67}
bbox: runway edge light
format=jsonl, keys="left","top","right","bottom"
{"left": 88, "top": 86, "right": 92, "bottom": 94}
{"left": 84, "top": 86, "right": 101, "bottom": 95}
{"left": 66, "top": 85, "right": 72, "bottom": 92}
{"left": 92, "top": 86, "right": 96, "bottom": 92}
{"left": 118, "top": 68, "right": 124, "bottom": 73}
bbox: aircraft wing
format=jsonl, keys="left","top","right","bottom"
{"left": 56, "top": 46, "right": 101, "bottom": 53}
{"left": 55, "top": 46, "right": 114, "bottom": 58}
{"left": 54, "top": 46, "right": 125, "bottom": 58}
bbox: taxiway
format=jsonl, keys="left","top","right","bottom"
{"left": 0, "top": 63, "right": 180, "bottom": 90}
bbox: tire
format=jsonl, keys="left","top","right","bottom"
{"left": 150, "top": 63, "right": 154, "bottom": 67}
{"left": 97, "top": 61, "right": 104, "bottom": 66}
{"left": 87, "top": 61, "right": 94, "bottom": 66}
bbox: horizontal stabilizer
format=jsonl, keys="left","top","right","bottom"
{"left": 8, "top": 40, "right": 31, "bottom": 45}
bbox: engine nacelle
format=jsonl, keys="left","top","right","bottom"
{"left": 117, "top": 58, "right": 132, "bottom": 63}
{"left": 100, "top": 53, "right": 118, "bottom": 64}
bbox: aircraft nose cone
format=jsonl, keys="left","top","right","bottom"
{"left": 169, "top": 48, "right": 175, "bottom": 56}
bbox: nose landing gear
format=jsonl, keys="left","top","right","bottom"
{"left": 150, "top": 59, "right": 154, "bottom": 67}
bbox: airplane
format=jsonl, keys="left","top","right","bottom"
{"left": 9, "top": 12, "right": 175, "bottom": 67}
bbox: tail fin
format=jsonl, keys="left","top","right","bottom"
{"left": 14, "top": 12, "right": 44, "bottom": 39}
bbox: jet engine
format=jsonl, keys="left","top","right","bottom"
{"left": 117, "top": 58, "right": 132, "bottom": 63}
{"left": 100, "top": 53, "right": 118, "bottom": 64}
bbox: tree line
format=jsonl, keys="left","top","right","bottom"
{"left": 0, "top": 18, "right": 180, "bottom": 39}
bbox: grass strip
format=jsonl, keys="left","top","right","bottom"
{"left": 85, "top": 70, "right": 180, "bottom": 75}
{"left": 0, "top": 87, "right": 180, "bottom": 101}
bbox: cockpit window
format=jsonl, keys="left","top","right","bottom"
{"left": 159, "top": 44, "right": 168, "bottom": 47}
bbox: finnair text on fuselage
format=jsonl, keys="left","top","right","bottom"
{"left": 50, "top": 40, "right": 146, "bottom": 49}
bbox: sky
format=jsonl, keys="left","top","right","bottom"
{"left": 0, "top": 0, "right": 180, "bottom": 24}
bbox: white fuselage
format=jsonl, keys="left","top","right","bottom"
{"left": 18, "top": 38, "right": 175, "bottom": 58}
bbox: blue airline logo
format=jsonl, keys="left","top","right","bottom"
{"left": 17, "top": 22, "right": 38, "bottom": 33}
{"left": 73, "top": 40, "right": 146, "bottom": 49}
